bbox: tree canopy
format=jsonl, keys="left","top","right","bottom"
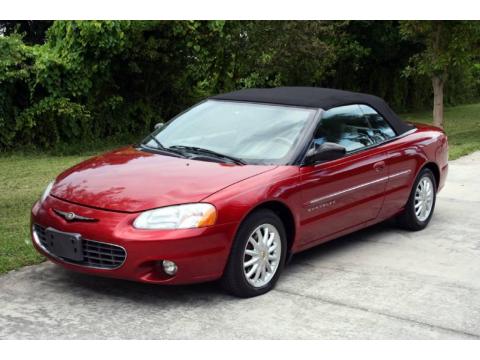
{"left": 400, "top": 21, "right": 480, "bottom": 127}
{"left": 0, "top": 20, "right": 479, "bottom": 150}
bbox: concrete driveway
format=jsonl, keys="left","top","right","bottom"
{"left": 1, "top": 152, "right": 480, "bottom": 339}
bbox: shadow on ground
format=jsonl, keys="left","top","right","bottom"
{"left": 54, "top": 221, "right": 394, "bottom": 301}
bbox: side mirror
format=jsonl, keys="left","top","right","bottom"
{"left": 154, "top": 122, "right": 164, "bottom": 130}
{"left": 304, "top": 142, "right": 346, "bottom": 165}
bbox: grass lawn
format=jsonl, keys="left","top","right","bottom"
{"left": 402, "top": 102, "right": 480, "bottom": 160}
{"left": 0, "top": 154, "right": 91, "bottom": 274}
{"left": 1, "top": 102, "right": 479, "bottom": 275}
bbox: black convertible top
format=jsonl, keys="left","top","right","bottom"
{"left": 211, "top": 87, "right": 413, "bottom": 135}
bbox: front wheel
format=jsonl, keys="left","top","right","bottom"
{"left": 396, "top": 168, "right": 437, "bottom": 231}
{"left": 221, "top": 209, "right": 287, "bottom": 298}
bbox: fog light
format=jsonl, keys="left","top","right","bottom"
{"left": 162, "top": 260, "right": 178, "bottom": 276}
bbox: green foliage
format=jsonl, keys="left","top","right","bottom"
{"left": 1, "top": 20, "right": 479, "bottom": 151}
{"left": 0, "top": 20, "right": 52, "bottom": 44}
{"left": 16, "top": 97, "right": 91, "bottom": 148}
{"left": 0, "top": 34, "right": 35, "bottom": 147}
{"left": 400, "top": 21, "right": 480, "bottom": 79}
{"left": 234, "top": 21, "right": 343, "bottom": 88}
{"left": 0, "top": 21, "right": 208, "bottom": 150}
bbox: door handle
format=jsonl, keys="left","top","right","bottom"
{"left": 373, "top": 161, "right": 386, "bottom": 172}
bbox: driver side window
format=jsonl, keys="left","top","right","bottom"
{"left": 313, "top": 104, "right": 396, "bottom": 152}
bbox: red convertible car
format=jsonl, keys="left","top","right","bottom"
{"left": 31, "top": 87, "right": 448, "bottom": 297}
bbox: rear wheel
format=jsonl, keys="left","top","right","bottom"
{"left": 221, "top": 209, "right": 287, "bottom": 298}
{"left": 397, "top": 168, "right": 436, "bottom": 231}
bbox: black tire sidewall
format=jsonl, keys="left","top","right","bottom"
{"left": 223, "top": 209, "right": 287, "bottom": 297}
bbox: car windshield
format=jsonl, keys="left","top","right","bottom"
{"left": 141, "top": 100, "right": 316, "bottom": 165}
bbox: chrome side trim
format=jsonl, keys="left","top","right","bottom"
{"left": 308, "top": 176, "right": 388, "bottom": 205}
{"left": 307, "top": 169, "right": 412, "bottom": 205}
{"left": 387, "top": 169, "right": 412, "bottom": 179}
{"left": 401, "top": 128, "right": 417, "bottom": 137}
{"left": 32, "top": 225, "right": 127, "bottom": 271}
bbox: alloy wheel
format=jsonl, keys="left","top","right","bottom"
{"left": 242, "top": 224, "right": 282, "bottom": 288}
{"left": 414, "top": 176, "right": 434, "bottom": 222}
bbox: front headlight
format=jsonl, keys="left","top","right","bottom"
{"left": 40, "top": 181, "right": 54, "bottom": 203}
{"left": 133, "top": 203, "right": 217, "bottom": 230}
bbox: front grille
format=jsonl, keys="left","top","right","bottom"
{"left": 82, "top": 240, "right": 126, "bottom": 268}
{"left": 33, "top": 224, "right": 126, "bottom": 269}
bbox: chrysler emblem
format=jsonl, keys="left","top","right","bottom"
{"left": 53, "top": 209, "right": 98, "bottom": 222}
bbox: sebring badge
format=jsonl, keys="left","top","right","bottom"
{"left": 53, "top": 209, "right": 98, "bottom": 222}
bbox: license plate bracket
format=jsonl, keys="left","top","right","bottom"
{"left": 44, "top": 227, "right": 84, "bottom": 262}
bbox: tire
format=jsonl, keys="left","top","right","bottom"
{"left": 396, "top": 168, "right": 437, "bottom": 231}
{"left": 221, "top": 209, "right": 287, "bottom": 298}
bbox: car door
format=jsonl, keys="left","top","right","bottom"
{"left": 297, "top": 104, "right": 395, "bottom": 247}
{"left": 358, "top": 104, "right": 418, "bottom": 220}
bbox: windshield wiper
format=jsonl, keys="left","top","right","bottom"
{"left": 145, "top": 134, "right": 165, "bottom": 149}
{"left": 170, "top": 145, "right": 247, "bottom": 165}
{"left": 140, "top": 135, "right": 187, "bottom": 158}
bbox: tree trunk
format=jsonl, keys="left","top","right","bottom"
{"left": 432, "top": 75, "right": 444, "bottom": 128}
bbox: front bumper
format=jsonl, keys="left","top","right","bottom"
{"left": 31, "top": 196, "right": 238, "bottom": 284}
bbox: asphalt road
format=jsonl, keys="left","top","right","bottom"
{"left": 1, "top": 152, "right": 480, "bottom": 339}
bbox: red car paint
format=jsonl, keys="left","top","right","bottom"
{"left": 31, "top": 122, "right": 448, "bottom": 285}
{"left": 51, "top": 146, "right": 277, "bottom": 213}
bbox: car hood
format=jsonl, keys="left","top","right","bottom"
{"left": 51, "top": 147, "right": 276, "bottom": 212}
